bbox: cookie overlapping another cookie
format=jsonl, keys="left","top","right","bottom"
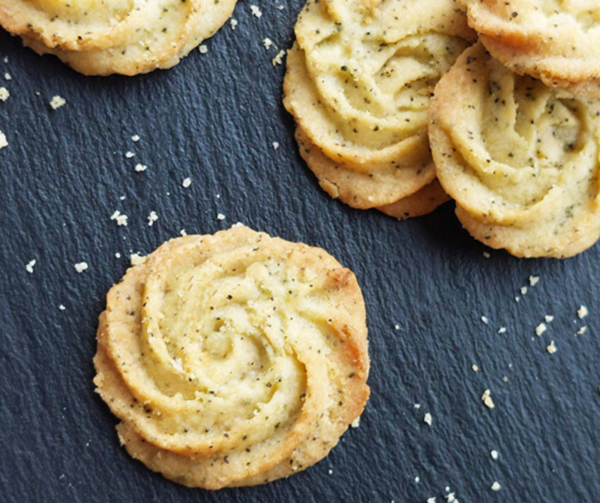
{"left": 283, "top": 0, "right": 475, "bottom": 217}
{"left": 460, "top": 0, "right": 600, "bottom": 98}
{"left": 0, "top": 0, "right": 237, "bottom": 75}
{"left": 430, "top": 43, "right": 600, "bottom": 258}
{"left": 94, "top": 226, "right": 370, "bottom": 488}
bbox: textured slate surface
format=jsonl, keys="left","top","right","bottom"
{"left": 0, "top": 3, "right": 598, "bottom": 502}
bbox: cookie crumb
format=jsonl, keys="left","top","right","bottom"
{"left": 576, "top": 326, "right": 587, "bottom": 336}
{"left": 578, "top": 305, "right": 589, "bottom": 319}
{"left": 131, "top": 134, "right": 140, "bottom": 142}
{"left": 427, "top": 498, "right": 436, "bottom": 503}
{"left": 4, "top": 72, "right": 11, "bottom": 81}
{"left": 529, "top": 275, "right": 540, "bottom": 286}
{"left": 74, "top": 262, "right": 88, "bottom": 273}
{"left": 491, "top": 482, "right": 501, "bottom": 491}
{"left": 498, "top": 327, "right": 507, "bottom": 334}
{"left": 482, "top": 251, "right": 490, "bottom": 258}
{"left": 546, "top": 341, "right": 557, "bottom": 354}
{"left": 230, "top": 18, "right": 238, "bottom": 29}
{"left": 481, "top": 316, "right": 489, "bottom": 324}
{"left": 491, "top": 450, "right": 499, "bottom": 460}
{"left": 115, "top": 252, "right": 121, "bottom": 258}
{"left": 535, "top": 323, "right": 547, "bottom": 336}
{"left": 520, "top": 286, "right": 528, "bottom": 295}
{"left": 0, "top": 87, "right": 9, "bottom": 101}
{"left": 50, "top": 95, "right": 66, "bottom": 110}
{"left": 482, "top": 389, "right": 495, "bottom": 409}
{"left": 110, "top": 210, "right": 128, "bottom": 226}
{"left": 472, "top": 364, "right": 479, "bottom": 372}
{"left": 217, "top": 213, "right": 226, "bottom": 221}
{"left": 250, "top": 5, "right": 262, "bottom": 17}
{"left": 199, "top": 45, "right": 208, "bottom": 54}
{"left": 272, "top": 142, "right": 280, "bottom": 150}
{"left": 262, "top": 38, "right": 274, "bottom": 50}
{"left": 130, "top": 253, "right": 146, "bottom": 266}
{"left": 180, "top": 229, "right": 187, "bottom": 236}
{"left": 147, "top": 211, "right": 158, "bottom": 227}
{"left": 0, "top": 131, "right": 7, "bottom": 149}
{"left": 545, "top": 315, "right": 554, "bottom": 323}
{"left": 59, "top": 304, "right": 66, "bottom": 311}
{"left": 423, "top": 413, "right": 432, "bottom": 425}
{"left": 25, "top": 259, "right": 36, "bottom": 273}
{"left": 134, "top": 163, "right": 147, "bottom": 172}
{"left": 182, "top": 177, "right": 192, "bottom": 188}
{"left": 125, "top": 151, "right": 135, "bottom": 159}
{"left": 351, "top": 416, "right": 360, "bottom": 428}
{"left": 272, "top": 50, "right": 286, "bottom": 66}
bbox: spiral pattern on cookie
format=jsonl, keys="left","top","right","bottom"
{"left": 284, "top": 0, "right": 474, "bottom": 208}
{"left": 94, "top": 226, "right": 369, "bottom": 488}
{"left": 0, "top": 0, "right": 237, "bottom": 75}
{"left": 430, "top": 43, "right": 600, "bottom": 257}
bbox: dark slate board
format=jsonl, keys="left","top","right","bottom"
{"left": 0, "top": 3, "right": 598, "bottom": 502}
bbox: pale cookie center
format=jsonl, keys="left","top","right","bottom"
{"left": 28, "top": 0, "right": 133, "bottom": 23}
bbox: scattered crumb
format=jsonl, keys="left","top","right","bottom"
{"left": 482, "top": 389, "right": 495, "bottom": 409}
{"left": 491, "top": 482, "right": 502, "bottom": 492}
{"left": 147, "top": 211, "right": 158, "bottom": 227}
{"left": 481, "top": 316, "right": 489, "bottom": 324}
{"left": 529, "top": 275, "right": 540, "bottom": 286}
{"left": 180, "top": 229, "right": 187, "bottom": 236}
{"left": 414, "top": 403, "right": 421, "bottom": 409}
{"left": 130, "top": 253, "right": 146, "bottom": 266}
{"left": 0, "top": 131, "right": 7, "bottom": 149}
{"left": 394, "top": 324, "right": 400, "bottom": 330}
{"left": 472, "top": 364, "right": 479, "bottom": 372}
{"left": 182, "top": 177, "right": 192, "bottom": 188}
{"left": 535, "top": 323, "right": 547, "bottom": 336}
{"left": 427, "top": 499, "right": 436, "bottom": 503}
{"left": 25, "top": 259, "right": 36, "bottom": 273}
{"left": 498, "top": 327, "right": 507, "bottom": 334}
{"left": 50, "top": 95, "right": 66, "bottom": 110}
{"left": 217, "top": 213, "right": 226, "bottom": 221}
{"left": 351, "top": 416, "right": 360, "bottom": 428}
{"left": 415, "top": 476, "right": 420, "bottom": 483}
{"left": 59, "top": 304, "right": 66, "bottom": 311}
{"left": 0, "top": 87, "right": 9, "bottom": 101}
{"left": 328, "top": 469, "right": 333, "bottom": 475}
{"left": 502, "top": 376, "right": 508, "bottom": 382}
{"left": 520, "top": 286, "right": 528, "bottom": 295}
{"left": 545, "top": 315, "right": 554, "bottom": 323}
{"left": 445, "top": 493, "right": 457, "bottom": 502}
{"left": 576, "top": 326, "right": 587, "bottom": 336}
{"left": 482, "top": 251, "right": 490, "bottom": 258}
{"left": 74, "top": 262, "right": 88, "bottom": 273}
{"left": 199, "top": 45, "right": 208, "bottom": 54}
{"left": 250, "top": 5, "right": 262, "bottom": 17}
{"left": 231, "top": 222, "right": 244, "bottom": 228}
{"left": 134, "top": 163, "right": 147, "bottom": 172}
{"left": 4, "top": 72, "right": 11, "bottom": 81}
{"left": 515, "top": 296, "right": 520, "bottom": 302}
{"left": 272, "top": 142, "right": 280, "bottom": 150}
{"left": 262, "top": 38, "right": 274, "bottom": 50}
{"left": 578, "top": 305, "right": 589, "bottom": 319}
{"left": 424, "top": 413, "right": 432, "bottom": 426}
{"left": 110, "top": 210, "right": 128, "bottom": 226}
{"left": 230, "top": 18, "right": 238, "bottom": 29}
{"left": 125, "top": 151, "right": 135, "bottom": 158}
{"left": 546, "top": 341, "right": 557, "bottom": 354}
{"left": 277, "top": 4, "right": 284, "bottom": 9}
{"left": 491, "top": 450, "right": 499, "bottom": 460}
{"left": 115, "top": 252, "right": 121, "bottom": 258}
{"left": 131, "top": 134, "right": 140, "bottom": 142}
{"left": 272, "top": 49, "right": 286, "bottom": 66}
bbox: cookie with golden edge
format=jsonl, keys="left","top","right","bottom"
{"left": 0, "top": 0, "right": 237, "bottom": 76}
{"left": 295, "top": 126, "right": 450, "bottom": 220}
{"left": 430, "top": 43, "right": 600, "bottom": 258}
{"left": 283, "top": 0, "right": 475, "bottom": 210}
{"left": 94, "top": 226, "right": 370, "bottom": 489}
{"left": 460, "top": 0, "right": 600, "bottom": 98}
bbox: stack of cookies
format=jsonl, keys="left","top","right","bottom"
{"left": 0, "top": 0, "right": 238, "bottom": 75}
{"left": 94, "top": 226, "right": 370, "bottom": 489}
{"left": 283, "top": 0, "right": 476, "bottom": 220}
{"left": 285, "top": 0, "right": 600, "bottom": 258}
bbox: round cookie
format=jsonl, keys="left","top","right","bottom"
{"left": 430, "top": 43, "right": 600, "bottom": 258}
{"left": 0, "top": 0, "right": 237, "bottom": 76}
{"left": 283, "top": 0, "right": 475, "bottom": 210}
{"left": 460, "top": 0, "right": 600, "bottom": 98}
{"left": 94, "top": 226, "right": 370, "bottom": 488}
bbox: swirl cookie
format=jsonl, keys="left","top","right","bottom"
{"left": 0, "top": 0, "right": 237, "bottom": 75}
{"left": 283, "top": 0, "right": 474, "bottom": 214}
{"left": 94, "top": 226, "right": 370, "bottom": 488}
{"left": 430, "top": 43, "right": 600, "bottom": 258}
{"left": 460, "top": 0, "right": 600, "bottom": 98}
